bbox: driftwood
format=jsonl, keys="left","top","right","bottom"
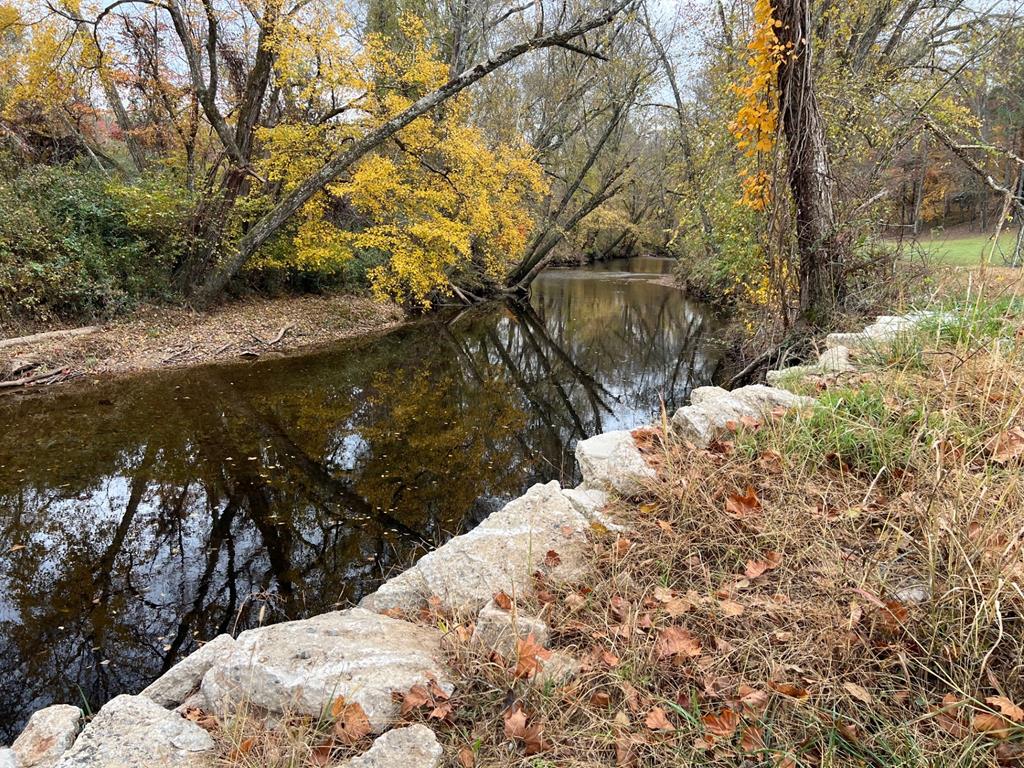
{"left": 0, "top": 367, "right": 71, "bottom": 390}
{"left": 264, "top": 322, "right": 295, "bottom": 346}
{"left": 0, "top": 325, "right": 101, "bottom": 350}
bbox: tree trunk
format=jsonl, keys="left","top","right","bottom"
{"left": 776, "top": 0, "right": 845, "bottom": 327}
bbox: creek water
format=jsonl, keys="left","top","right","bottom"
{"left": 0, "top": 256, "right": 729, "bottom": 738}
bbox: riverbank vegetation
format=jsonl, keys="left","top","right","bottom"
{"left": 204, "top": 289, "right": 1024, "bottom": 767}
{"left": 3, "top": 0, "right": 1020, "bottom": 335}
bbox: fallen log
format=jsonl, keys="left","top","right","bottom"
{"left": 0, "top": 325, "right": 102, "bottom": 350}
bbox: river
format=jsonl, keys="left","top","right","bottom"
{"left": 0, "top": 256, "right": 728, "bottom": 738}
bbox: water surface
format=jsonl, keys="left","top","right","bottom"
{"left": 0, "top": 257, "right": 727, "bottom": 738}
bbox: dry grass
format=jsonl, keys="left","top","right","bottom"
{"left": 425, "top": 297, "right": 1024, "bottom": 767}
{"left": 212, "top": 295, "right": 1024, "bottom": 767}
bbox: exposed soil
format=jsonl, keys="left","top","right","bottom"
{"left": 0, "top": 293, "right": 405, "bottom": 393}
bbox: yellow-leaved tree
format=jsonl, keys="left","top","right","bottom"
{"left": 255, "top": 12, "right": 547, "bottom": 307}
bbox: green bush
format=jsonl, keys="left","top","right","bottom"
{"left": 0, "top": 164, "right": 193, "bottom": 323}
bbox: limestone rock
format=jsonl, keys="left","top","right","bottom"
{"left": 342, "top": 725, "right": 441, "bottom": 768}
{"left": 561, "top": 486, "right": 624, "bottom": 531}
{"left": 672, "top": 385, "right": 814, "bottom": 447}
{"left": 471, "top": 599, "right": 549, "bottom": 657}
{"left": 142, "top": 634, "right": 236, "bottom": 708}
{"left": 200, "top": 608, "right": 451, "bottom": 731}
{"left": 360, "top": 481, "right": 589, "bottom": 616}
{"left": 12, "top": 704, "right": 81, "bottom": 768}
{"left": 818, "top": 345, "right": 855, "bottom": 373}
{"left": 535, "top": 651, "right": 581, "bottom": 686}
{"left": 574, "top": 431, "right": 655, "bottom": 497}
{"left": 826, "top": 313, "right": 920, "bottom": 350}
{"left": 0, "top": 748, "right": 17, "bottom": 768}
{"left": 53, "top": 695, "right": 214, "bottom": 768}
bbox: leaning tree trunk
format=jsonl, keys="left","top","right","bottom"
{"left": 776, "top": 0, "right": 845, "bottom": 327}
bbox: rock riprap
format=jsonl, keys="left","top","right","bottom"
{"left": 574, "top": 431, "right": 655, "bottom": 496}
{"left": 342, "top": 725, "right": 442, "bottom": 768}
{"left": 199, "top": 608, "right": 451, "bottom": 731}
{"left": 142, "top": 634, "right": 236, "bottom": 708}
{"left": 11, "top": 704, "right": 81, "bottom": 768}
{"left": 360, "top": 481, "right": 590, "bottom": 615}
{"left": 52, "top": 695, "right": 214, "bottom": 768}
{"left": 671, "top": 384, "right": 815, "bottom": 447}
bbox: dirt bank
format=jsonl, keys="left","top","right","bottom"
{"left": 0, "top": 293, "right": 405, "bottom": 393}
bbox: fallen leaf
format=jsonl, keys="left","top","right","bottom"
{"left": 601, "top": 649, "right": 621, "bottom": 667}
{"left": 745, "top": 551, "right": 784, "bottom": 578}
{"left": 544, "top": 549, "right": 561, "bottom": 567}
{"left": 664, "top": 597, "right": 693, "bottom": 617}
{"left": 740, "top": 723, "right": 765, "bottom": 753}
{"left": 591, "top": 691, "right": 611, "bottom": 708}
{"left": 702, "top": 708, "right": 740, "bottom": 738}
{"left": 973, "top": 712, "right": 1014, "bottom": 739}
{"left": 615, "top": 538, "right": 633, "bottom": 557}
{"left": 988, "top": 695, "right": 1024, "bottom": 723}
{"left": 332, "top": 698, "right": 372, "bottom": 745}
{"left": 653, "top": 586, "right": 675, "bottom": 603}
{"left": 656, "top": 626, "right": 702, "bottom": 660}
{"left": 770, "top": 682, "right": 809, "bottom": 699}
{"left": 514, "top": 632, "right": 551, "bottom": 678}
{"left": 725, "top": 486, "right": 761, "bottom": 517}
{"left": 504, "top": 705, "right": 529, "bottom": 740}
{"left": 493, "top": 591, "right": 513, "bottom": 610}
{"left": 737, "top": 684, "right": 769, "bottom": 714}
{"left": 719, "top": 599, "right": 745, "bottom": 617}
{"left": 457, "top": 745, "right": 475, "bottom": 767}
{"left": 989, "top": 427, "right": 1024, "bottom": 464}
{"left": 842, "top": 682, "right": 873, "bottom": 705}
{"left": 399, "top": 684, "right": 433, "bottom": 716}
{"left": 656, "top": 519, "right": 674, "bottom": 534}
{"left": 645, "top": 706, "right": 676, "bottom": 732}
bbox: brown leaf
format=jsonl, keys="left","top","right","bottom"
{"left": 614, "top": 538, "right": 633, "bottom": 557}
{"left": 770, "top": 682, "right": 809, "bottom": 699}
{"left": 702, "top": 708, "right": 740, "bottom": 738}
{"left": 601, "top": 649, "right": 621, "bottom": 668}
{"left": 493, "top": 590, "right": 513, "bottom": 610}
{"left": 656, "top": 626, "right": 702, "bottom": 660}
{"left": 719, "top": 599, "right": 745, "bottom": 617}
{"left": 973, "top": 712, "right": 1014, "bottom": 739}
{"left": 514, "top": 632, "right": 551, "bottom": 679}
{"left": 879, "top": 600, "right": 909, "bottom": 633}
{"left": 988, "top": 695, "right": 1024, "bottom": 723}
{"left": 652, "top": 586, "right": 675, "bottom": 603}
{"left": 645, "top": 706, "right": 676, "bottom": 732}
{"left": 745, "top": 551, "right": 783, "bottom": 578}
{"left": 725, "top": 486, "right": 762, "bottom": 517}
{"left": 544, "top": 549, "right": 561, "bottom": 567}
{"left": 310, "top": 745, "right": 333, "bottom": 766}
{"left": 457, "top": 745, "right": 475, "bottom": 768}
{"left": 656, "top": 519, "right": 674, "bottom": 534}
{"left": 989, "top": 427, "right": 1024, "bottom": 464}
{"left": 737, "top": 684, "right": 769, "bottom": 714}
{"left": 740, "top": 723, "right": 765, "bottom": 753}
{"left": 399, "top": 684, "right": 433, "bottom": 716}
{"left": 591, "top": 691, "right": 611, "bottom": 708}
{"left": 504, "top": 705, "right": 529, "bottom": 740}
{"left": 842, "top": 682, "right": 873, "bottom": 705}
{"left": 332, "top": 698, "right": 372, "bottom": 745}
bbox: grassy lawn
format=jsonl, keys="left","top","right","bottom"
{"left": 911, "top": 229, "right": 1022, "bottom": 266}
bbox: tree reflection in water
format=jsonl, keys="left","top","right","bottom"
{"left": 0, "top": 257, "right": 727, "bottom": 739}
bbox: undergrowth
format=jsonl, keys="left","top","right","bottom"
{"left": 213, "top": 295, "right": 1024, "bottom": 767}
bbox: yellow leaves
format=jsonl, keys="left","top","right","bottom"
{"left": 730, "top": 0, "right": 784, "bottom": 211}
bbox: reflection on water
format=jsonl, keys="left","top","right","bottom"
{"left": 0, "top": 257, "right": 727, "bottom": 738}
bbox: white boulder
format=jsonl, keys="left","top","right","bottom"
{"left": 12, "top": 704, "right": 81, "bottom": 768}
{"left": 53, "top": 695, "right": 214, "bottom": 768}
{"left": 574, "top": 431, "right": 655, "bottom": 496}
{"left": 199, "top": 608, "right": 451, "bottom": 731}
{"left": 672, "top": 385, "right": 813, "bottom": 446}
{"left": 360, "top": 481, "right": 589, "bottom": 616}
{"left": 142, "top": 634, "right": 236, "bottom": 708}
{"left": 342, "top": 725, "right": 442, "bottom": 768}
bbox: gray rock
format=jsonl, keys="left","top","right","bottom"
{"left": 826, "top": 313, "right": 921, "bottom": 350}
{"left": 360, "top": 481, "right": 589, "bottom": 616}
{"left": 53, "top": 695, "right": 214, "bottom": 768}
{"left": 0, "top": 748, "right": 17, "bottom": 768}
{"left": 142, "top": 634, "right": 236, "bottom": 708}
{"left": 574, "top": 431, "right": 656, "bottom": 496}
{"left": 342, "top": 725, "right": 441, "bottom": 768}
{"left": 818, "top": 345, "right": 855, "bottom": 373}
{"left": 560, "top": 486, "right": 624, "bottom": 531}
{"left": 471, "top": 599, "right": 549, "bottom": 657}
{"left": 12, "top": 704, "right": 81, "bottom": 768}
{"left": 200, "top": 608, "right": 451, "bottom": 731}
{"left": 672, "top": 385, "right": 814, "bottom": 447}
{"left": 534, "top": 651, "right": 581, "bottom": 687}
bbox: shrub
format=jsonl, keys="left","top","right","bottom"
{"left": 0, "top": 164, "right": 192, "bottom": 323}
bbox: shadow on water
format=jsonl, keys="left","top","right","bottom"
{"left": 0, "top": 257, "right": 728, "bottom": 737}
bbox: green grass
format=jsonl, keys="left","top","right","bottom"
{"left": 912, "top": 229, "right": 1021, "bottom": 266}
